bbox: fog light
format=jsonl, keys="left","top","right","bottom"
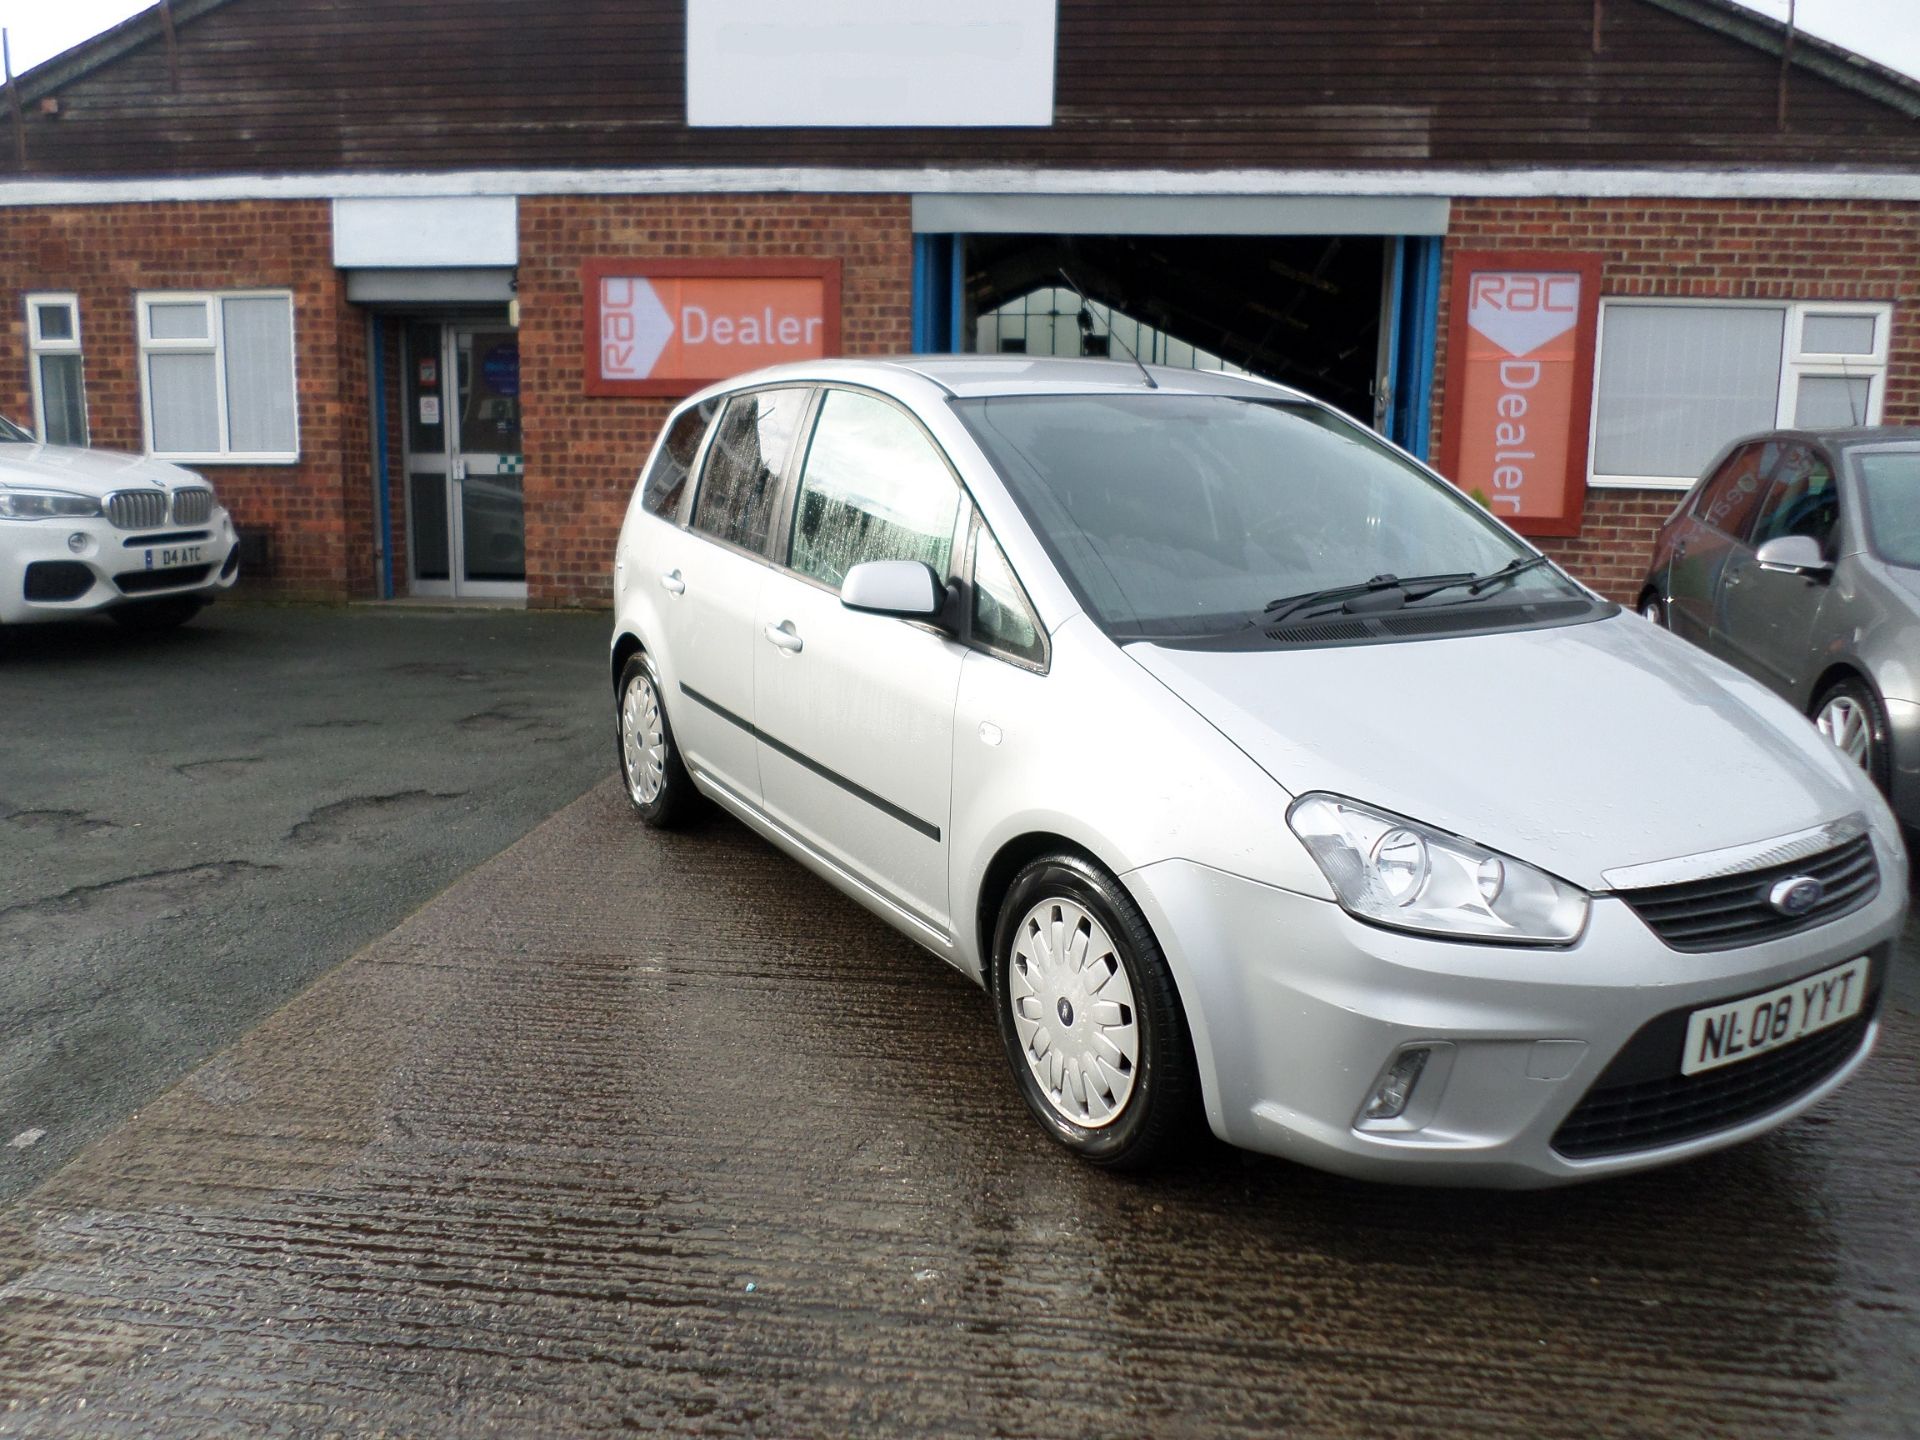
{"left": 67, "top": 532, "right": 87, "bottom": 554}
{"left": 1363, "top": 1047, "right": 1432, "bottom": 1121}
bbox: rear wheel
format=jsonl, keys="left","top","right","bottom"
{"left": 1813, "top": 676, "right": 1893, "bottom": 797}
{"left": 990, "top": 853, "right": 1200, "bottom": 1170}
{"left": 109, "top": 597, "right": 205, "bottom": 632}
{"left": 616, "top": 652, "right": 701, "bottom": 827}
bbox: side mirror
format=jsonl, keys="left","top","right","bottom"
{"left": 840, "top": 559, "right": 946, "bottom": 619}
{"left": 1755, "top": 534, "right": 1833, "bottom": 578}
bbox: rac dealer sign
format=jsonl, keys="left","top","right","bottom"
{"left": 583, "top": 259, "right": 842, "bottom": 398}
{"left": 1439, "top": 252, "right": 1601, "bottom": 538}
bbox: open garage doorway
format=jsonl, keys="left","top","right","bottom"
{"left": 965, "top": 234, "right": 1386, "bottom": 421}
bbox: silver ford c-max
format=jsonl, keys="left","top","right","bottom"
{"left": 609, "top": 357, "right": 1908, "bottom": 1187}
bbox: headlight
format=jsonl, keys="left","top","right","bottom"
{"left": 0, "top": 489, "right": 101, "bottom": 520}
{"left": 1287, "top": 793, "right": 1589, "bottom": 945}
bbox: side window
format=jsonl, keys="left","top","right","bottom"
{"left": 788, "top": 390, "right": 960, "bottom": 589}
{"left": 970, "top": 524, "right": 1046, "bottom": 667}
{"left": 640, "top": 400, "right": 716, "bottom": 519}
{"left": 1750, "top": 443, "right": 1840, "bottom": 557}
{"left": 1691, "top": 442, "right": 1769, "bottom": 540}
{"left": 692, "top": 387, "right": 808, "bottom": 554}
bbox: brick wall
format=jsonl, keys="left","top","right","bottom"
{"left": 515, "top": 194, "right": 915, "bottom": 608}
{"left": 1432, "top": 198, "right": 1920, "bottom": 601}
{"left": 0, "top": 201, "right": 360, "bottom": 599}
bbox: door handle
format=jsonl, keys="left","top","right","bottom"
{"left": 660, "top": 569, "right": 685, "bottom": 595}
{"left": 763, "top": 621, "right": 804, "bottom": 654}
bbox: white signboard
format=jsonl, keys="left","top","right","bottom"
{"left": 687, "top": 0, "right": 1057, "bottom": 128}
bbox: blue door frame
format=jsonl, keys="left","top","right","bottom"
{"left": 911, "top": 234, "right": 965, "bottom": 353}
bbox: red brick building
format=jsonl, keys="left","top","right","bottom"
{"left": 2, "top": 0, "right": 1916, "bottom": 607}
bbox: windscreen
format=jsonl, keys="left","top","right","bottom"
{"left": 1856, "top": 450, "right": 1920, "bottom": 569}
{"left": 955, "top": 393, "right": 1561, "bottom": 637}
{"left": 0, "top": 414, "right": 31, "bottom": 443}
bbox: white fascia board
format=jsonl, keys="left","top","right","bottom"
{"left": 2, "top": 166, "right": 1919, "bottom": 208}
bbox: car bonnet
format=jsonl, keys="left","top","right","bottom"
{"left": 1126, "top": 612, "right": 1868, "bottom": 891}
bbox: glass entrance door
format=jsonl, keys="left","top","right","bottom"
{"left": 402, "top": 321, "right": 526, "bottom": 598}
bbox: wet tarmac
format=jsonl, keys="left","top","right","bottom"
{"left": 1, "top": 781, "right": 1916, "bottom": 1437}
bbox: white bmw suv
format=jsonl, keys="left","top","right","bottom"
{"left": 0, "top": 413, "right": 240, "bottom": 630}
{"left": 609, "top": 356, "right": 1906, "bottom": 1187}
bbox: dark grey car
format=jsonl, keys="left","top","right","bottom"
{"left": 1639, "top": 428, "right": 1920, "bottom": 828}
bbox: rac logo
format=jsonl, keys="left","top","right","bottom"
{"left": 1466, "top": 273, "right": 1581, "bottom": 358}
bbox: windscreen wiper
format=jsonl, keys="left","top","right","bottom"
{"left": 1262, "top": 556, "right": 1557, "bottom": 627}
{"left": 1262, "top": 571, "right": 1476, "bottom": 627}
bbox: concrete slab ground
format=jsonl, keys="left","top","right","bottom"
{"left": 0, "top": 605, "right": 611, "bottom": 1200}
{"left": 1, "top": 779, "right": 1914, "bottom": 1438}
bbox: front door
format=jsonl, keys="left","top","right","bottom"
{"left": 403, "top": 321, "right": 526, "bottom": 598}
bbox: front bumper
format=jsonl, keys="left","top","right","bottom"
{"left": 0, "top": 510, "right": 240, "bottom": 624}
{"left": 1123, "top": 835, "right": 1908, "bottom": 1188}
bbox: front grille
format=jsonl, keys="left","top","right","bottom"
{"left": 122, "top": 529, "right": 210, "bottom": 548}
{"left": 105, "top": 490, "right": 168, "bottom": 530}
{"left": 1552, "top": 969, "right": 1882, "bottom": 1159}
{"left": 115, "top": 564, "right": 211, "bottom": 595}
{"left": 23, "top": 560, "right": 93, "bottom": 602}
{"left": 1616, "top": 834, "right": 1878, "bottom": 952}
{"left": 171, "top": 488, "right": 213, "bottom": 525}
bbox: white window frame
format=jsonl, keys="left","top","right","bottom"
{"left": 25, "top": 291, "right": 87, "bottom": 446}
{"left": 1588, "top": 297, "right": 1891, "bottom": 491}
{"left": 135, "top": 289, "right": 301, "bottom": 464}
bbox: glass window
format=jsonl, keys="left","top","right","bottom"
{"left": 692, "top": 387, "right": 808, "bottom": 554}
{"left": 956, "top": 393, "right": 1561, "bottom": 639}
{"left": 1855, "top": 451, "right": 1920, "bottom": 570}
{"left": 1691, "top": 443, "right": 1771, "bottom": 539}
{"left": 788, "top": 390, "right": 959, "bottom": 589}
{"left": 26, "top": 293, "right": 87, "bottom": 447}
{"left": 641, "top": 401, "right": 717, "bottom": 518}
{"left": 970, "top": 525, "right": 1044, "bottom": 665}
{"left": 1750, "top": 443, "right": 1839, "bottom": 555}
{"left": 1800, "top": 313, "right": 1877, "bottom": 356}
{"left": 138, "top": 291, "right": 298, "bottom": 460}
{"left": 1793, "top": 375, "right": 1871, "bottom": 430}
{"left": 1593, "top": 304, "right": 1784, "bottom": 482}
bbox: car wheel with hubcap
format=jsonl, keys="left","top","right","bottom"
{"left": 1812, "top": 676, "right": 1893, "bottom": 797}
{"left": 991, "top": 852, "right": 1199, "bottom": 1169}
{"left": 616, "top": 652, "right": 700, "bottom": 827}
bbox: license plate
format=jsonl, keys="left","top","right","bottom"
{"left": 147, "top": 545, "right": 203, "bottom": 569}
{"left": 1681, "top": 957, "right": 1869, "bottom": 1076}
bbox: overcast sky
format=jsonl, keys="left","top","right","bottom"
{"left": 3, "top": 0, "right": 1918, "bottom": 84}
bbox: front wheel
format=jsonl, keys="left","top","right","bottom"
{"left": 1813, "top": 676, "right": 1893, "bottom": 797}
{"left": 990, "top": 853, "right": 1200, "bottom": 1170}
{"left": 616, "top": 653, "right": 702, "bottom": 827}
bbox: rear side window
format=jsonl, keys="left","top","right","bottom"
{"left": 692, "top": 387, "right": 809, "bottom": 554}
{"left": 788, "top": 389, "right": 960, "bottom": 589}
{"left": 1691, "top": 442, "right": 1770, "bottom": 539}
{"left": 639, "top": 401, "right": 716, "bottom": 518}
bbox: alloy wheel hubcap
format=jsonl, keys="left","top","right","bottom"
{"left": 1008, "top": 897, "right": 1139, "bottom": 1129}
{"left": 1817, "top": 695, "right": 1874, "bottom": 769}
{"left": 621, "top": 673, "right": 668, "bottom": 804}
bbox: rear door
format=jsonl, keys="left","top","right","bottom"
{"left": 662, "top": 385, "right": 812, "bottom": 806}
{"left": 752, "top": 387, "right": 970, "bottom": 940}
{"left": 1718, "top": 441, "right": 1841, "bottom": 694}
{"left": 1668, "top": 441, "right": 1770, "bottom": 647}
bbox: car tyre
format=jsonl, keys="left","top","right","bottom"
{"left": 109, "top": 597, "right": 205, "bottom": 632}
{"left": 1638, "top": 591, "right": 1668, "bottom": 628}
{"left": 1812, "top": 675, "right": 1893, "bottom": 797}
{"left": 616, "top": 651, "right": 701, "bottom": 827}
{"left": 990, "top": 852, "right": 1200, "bottom": 1170}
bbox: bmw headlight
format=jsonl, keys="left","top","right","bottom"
{"left": 0, "top": 489, "right": 101, "bottom": 520}
{"left": 1287, "top": 793, "right": 1589, "bottom": 945}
